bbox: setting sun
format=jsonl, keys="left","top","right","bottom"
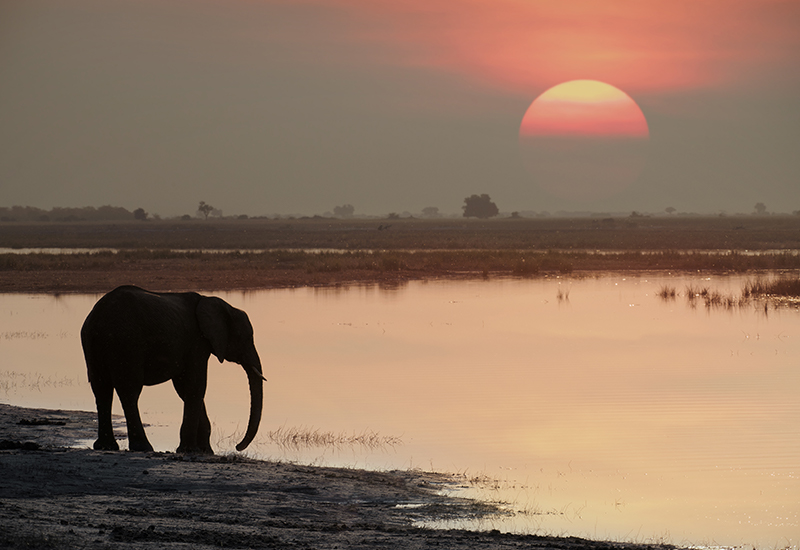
{"left": 519, "top": 80, "right": 649, "bottom": 138}
{"left": 519, "top": 80, "right": 650, "bottom": 201}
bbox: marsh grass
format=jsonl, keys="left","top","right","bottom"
{"left": 665, "top": 277, "right": 800, "bottom": 311}
{"left": 683, "top": 285, "right": 752, "bottom": 309}
{"left": 743, "top": 276, "right": 800, "bottom": 298}
{"left": 0, "top": 371, "right": 80, "bottom": 395}
{"left": 656, "top": 285, "right": 676, "bottom": 300}
{"left": 263, "top": 425, "right": 402, "bottom": 451}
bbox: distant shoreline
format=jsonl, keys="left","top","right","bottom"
{"left": 1, "top": 217, "right": 799, "bottom": 293}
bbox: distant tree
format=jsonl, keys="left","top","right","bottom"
{"left": 510, "top": 211, "right": 520, "bottom": 218}
{"left": 386, "top": 212, "right": 400, "bottom": 220}
{"left": 665, "top": 206, "right": 676, "bottom": 215}
{"left": 133, "top": 208, "right": 148, "bottom": 221}
{"left": 462, "top": 194, "right": 499, "bottom": 219}
{"left": 754, "top": 202, "right": 767, "bottom": 215}
{"left": 198, "top": 201, "right": 214, "bottom": 220}
{"left": 421, "top": 206, "right": 441, "bottom": 218}
{"left": 333, "top": 204, "right": 355, "bottom": 218}
{"left": 95, "top": 205, "right": 133, "bottom": 220}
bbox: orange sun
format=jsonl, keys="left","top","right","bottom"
{"left": 519, "top": 80, "right": 649, "bottom": 201}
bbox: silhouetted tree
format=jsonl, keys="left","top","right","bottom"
{"left": 333, "top": 204, "right": 355, "bottom": 218}
{"left": 421, "top": 206, "right": 441, "bottom": 218}
{"left": 665, "top": 206, "right": 676, "bottom": 215}
{"left": 133, "top": 208, "right": 148, "bottom": 221}
{"left": 754, "top": 202, "right": 767, "bottom": 215}
{"left": 198, "top": 201, "right": 214, "bottom": 220}
{"left": 462, "top": 194, "right": 499, "bottom": 219}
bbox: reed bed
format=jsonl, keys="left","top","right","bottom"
{"left": 743, "top": 276, "right": 800, "bottom": 298}
{"left": 657, "top": 277, "right": 800, "bottom": 311}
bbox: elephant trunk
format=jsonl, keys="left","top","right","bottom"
{"left": 236, "top": 360, "right": 264, "bottom": 452}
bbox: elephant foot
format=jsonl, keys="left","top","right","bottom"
{"left": 177, "top": 443, "right": 214, "bottom": 455}
{"left": 93, "top": 438, "right": 119, "bottom": 451}
{"left": 128, "top": 440, "right": 154, "bottom": 453}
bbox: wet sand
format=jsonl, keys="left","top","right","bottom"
{"left": 0, "top": 404, "right": 679, "bottom": 550}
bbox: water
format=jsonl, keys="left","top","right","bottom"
{"left": 0, "top": 275, "right": 797, "bottom": 548}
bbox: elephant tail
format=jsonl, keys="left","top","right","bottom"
{"left": 81, "top": 317, "right": 98, "bottom": 384}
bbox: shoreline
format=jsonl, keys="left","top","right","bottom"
{"left": 0, "top": 403, "right": 679, "bottom": 550}
{"left": 0, "top": 216, "right": 799, "bottom": 294}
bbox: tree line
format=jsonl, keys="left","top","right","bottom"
{"left": 0, "top": 205, "right": 136, "bottom": 222}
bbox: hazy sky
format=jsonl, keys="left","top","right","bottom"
{"left": 1, "top": 0, "right": 798, "bottom": 217}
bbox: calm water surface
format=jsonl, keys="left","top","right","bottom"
{"left": 1, "top": 276, "right": 797, "bottom": 548}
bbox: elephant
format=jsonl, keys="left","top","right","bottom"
{"left": 80, "top": 285, "right": 265, "bottom": 454}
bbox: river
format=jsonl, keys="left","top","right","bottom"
{"left": 1, "top": 275, "right": 797, "bottom": 548}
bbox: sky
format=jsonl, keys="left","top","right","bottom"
{"left": 1, "top": 0, "right": 798, "bottom": 217}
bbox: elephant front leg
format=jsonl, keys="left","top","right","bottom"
{"left": 173, "top": 375, "right": 213, "bottom": 454}
{"left": 176, "top": 399, "right": 213, "bottom": 454}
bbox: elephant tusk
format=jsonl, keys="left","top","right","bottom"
{"left": 245, "top": 363, "right": 267, "bottom": 382}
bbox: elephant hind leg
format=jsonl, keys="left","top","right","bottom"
{"left": 117, "top": 387, "right": 154, "bottom": 453}
{"left": 89, "top": 373, "right": 119, "bottom": 451}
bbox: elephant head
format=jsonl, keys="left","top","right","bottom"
{"left": 197, "top": 297, "right": 264, "bottom": 451}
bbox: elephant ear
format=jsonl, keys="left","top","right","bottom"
{"left": 196, "top": 297, "right": 231, "bottom": 363}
